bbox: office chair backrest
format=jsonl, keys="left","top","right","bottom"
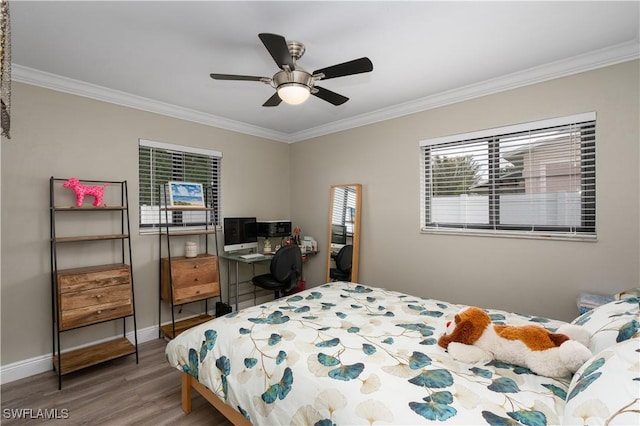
{"left": 270, "top": 245, "right": 303, "bottom": 291}
{"left": 335, "top": 245, "right": 353, "bottom": 273}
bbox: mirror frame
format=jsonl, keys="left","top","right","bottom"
{"left": 326, "top": 183, "right": 362, "bottom": 283}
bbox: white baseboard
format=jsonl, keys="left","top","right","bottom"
{"left": 0, "top": 324, "right": 159, "bottom": 385}
{"left": 0, "top": 298, "right": 274, "bottom": 385}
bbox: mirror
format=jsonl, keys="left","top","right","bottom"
{"left": 326, "top": 184, "right": 362, "bottom": 283}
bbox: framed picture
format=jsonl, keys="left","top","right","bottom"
{"left": 168, "top": 182, "right": 205, "bottom": 207}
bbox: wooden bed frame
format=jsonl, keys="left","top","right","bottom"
{"left": 181, "top": 372, "right": 253, "bottom": 426}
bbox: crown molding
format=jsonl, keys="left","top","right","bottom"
{"left": 11, "top": 65, "right": 292, "bottom": 143}
{"left": 290, "top": 40, "right": 640, "bottom": 142}
{"left": 12, "top": 40, "right": 639, "bottom": 144}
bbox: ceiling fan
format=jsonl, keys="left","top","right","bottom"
{"left": 210, "top": 33, "right": 373, "bottom": 107}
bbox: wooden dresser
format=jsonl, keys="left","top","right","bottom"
{"left": 57, "top": 264, "right": 133, "bottom": 331}
{"left": 160, "top": 253, "right": 220, "bottom": 338}
{"left": 161, "top": 254, "right": 220, "bottom": 305}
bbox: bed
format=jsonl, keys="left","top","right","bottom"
{"left": 166, "top": 282, "right": 640, "bottom": 425}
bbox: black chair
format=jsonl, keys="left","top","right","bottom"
{"left": 330, "top": 244, "right": 353, "bottom": 282}
{"left": 252, "top": 245, "right": 303, "bottom": 299}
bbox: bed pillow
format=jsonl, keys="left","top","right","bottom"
{"left": 562, "top": 337, "right": 640, "bottom": 425}
{"left": 571, "top": 297, "right": 639, "bottom": 354}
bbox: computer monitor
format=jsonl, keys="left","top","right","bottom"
{"left": 331, "top": 224, "right": 347, "bottom": 245}
{"left": 223, "top": 217, "right": 258, "bottom": 252}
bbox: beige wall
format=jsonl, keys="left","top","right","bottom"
{"left": 1, "top": 60, "right": 638, "bottom": 371}
{"left": 1, "top": 83, "right": 291, "bottom": 364}
{"left": 291, "top": 60, "right": 639, "bottom": 323}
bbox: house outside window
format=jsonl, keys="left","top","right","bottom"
{"left": 138, "top": 139, "right": 222, "bottom": 233}
{"left": 420, "top": 112, "right": 596, "bottom": 240}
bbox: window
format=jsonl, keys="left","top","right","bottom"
{"left": 332, "top": 186, "right": 357, "bottom": 235}
{"left": 420, "top": 113, "right": 596, "bottom": 240}
{"left": 138, "top": 139, "right": 222, "bottom": 232}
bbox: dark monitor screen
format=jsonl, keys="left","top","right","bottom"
{"left": 331, "top": 224, "right": 347, "bottom": 245}
{"left": 223, "top": 217, "right": 258, "bottom": 252}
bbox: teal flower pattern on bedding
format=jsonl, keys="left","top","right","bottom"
{"left": 166, "top": 283, "right": 578, "bottom": 425}
{"left": 563, "top": 337, "right": 640, "bottom": 425}
{"left": 571, "top": 297, "right": 640, "bottom": 354}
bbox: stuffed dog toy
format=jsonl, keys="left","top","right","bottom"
{"left": 63, "top": 177, "right": 108, "bottom": 207}
{"left": 437, "top": 306, "right": 592, "bottom": 378}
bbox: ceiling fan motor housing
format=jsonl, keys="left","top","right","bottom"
{"left": 272, "top": 69, "right": 314, "bottom": 90}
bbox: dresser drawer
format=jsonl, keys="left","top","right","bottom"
{"left": 58, "top": 264, "right": 131, "bottom": 294}
{"left": 59, "top": 284, "right": 132, "bottom": 311}
{"left": 57, "top": 264, "right": 133, "bottom": 330}
{"left": 161, "top": 255, "right": 220, "bottom": 304}
{"left": 173, "top": 281, "right": 220, "bottom": 305}
{"left": 59, "top": 297, "right": 133, "bottom": 331}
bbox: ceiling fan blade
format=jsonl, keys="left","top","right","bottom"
{"left": 313, "top": 86, "right": 349, "bottom": 106}
{"left": 262, "top": 92, "right": 282, "bottom": 107}
{"left": 258, "top": 33, "right": 295, "bottom": 70}
{"left": 210, "top": 73, "right": 266, "bottom": 81}
{"left": 313, "top": 57, "right": 373, "bottom": 80}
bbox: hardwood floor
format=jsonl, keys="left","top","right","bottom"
{"left": 1, "top": 339, "right": 233, "bottom": 425}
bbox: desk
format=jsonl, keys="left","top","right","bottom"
{"left": 220, "top": 253, "right": 271, "bottom": 312}
{"left": 221, "top": 250, "right": 319, "bottom": 312}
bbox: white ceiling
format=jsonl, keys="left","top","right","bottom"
{"left": 9, "top": 1, "right": 640, "bottom": 142}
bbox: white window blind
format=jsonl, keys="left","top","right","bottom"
{"left": 332, "top": 186, "right": 357, "bottom": 234}
{"left": 138, "top": 139, "right": 222, "bottom": 231}
{"left": 420, "top": 113, "right": 596, "bottom": 239}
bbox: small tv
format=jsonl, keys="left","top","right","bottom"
{"left": 223, "top": 217, "right": 258, "bottom": 253}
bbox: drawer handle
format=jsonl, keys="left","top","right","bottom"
{"left": 97, "top": 310, "right": 102, "bottom": 315}
{"left": 193, "top": 264, "right": 199, "bottom": 269}
{"left": 194, "top": 278, "right": 199, "bottom": 282}
{"left": 96, "top": 294, "right": 102, "bottom": 299}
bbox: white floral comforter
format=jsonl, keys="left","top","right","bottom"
{"left": 166, "top": 282, "right": 574, "bottom": 425}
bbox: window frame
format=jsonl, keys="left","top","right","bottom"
{"left": 419, "top": 112, "right": 596, "bottom": 241}
{"left": 138, "top": 139, "right": 222, "bottom": 234}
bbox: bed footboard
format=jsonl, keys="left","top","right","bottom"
{"left": 180, "top": 372, "right": 252, "bottom": 426}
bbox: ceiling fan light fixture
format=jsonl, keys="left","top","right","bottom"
{"left": 277, "top": 83, "right": 311, "bottom": 105}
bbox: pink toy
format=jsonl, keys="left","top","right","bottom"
{"left": 63, "top": 177, "right": 108, "bottom": 207}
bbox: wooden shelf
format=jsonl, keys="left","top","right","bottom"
{"left": 160, "top": 314, "right": 214, "bottom": 339}
{"left": 50, "top": 177, "right": 138, "bottom": 389}
{"left": 158, "top": 184, "right": 220, "bottom": 341}
{"left": 53, "top": 234, "right": 128, "bottom": 243}
{"left": 52, "top": 206, "right": 127, "bottom": 211}
{"left": 53, "top": 337, "right": 136, "bottom": 375}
